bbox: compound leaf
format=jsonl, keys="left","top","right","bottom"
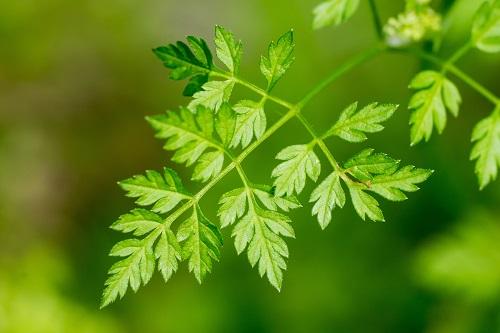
{"left": 310, "top": 171, "right": 346, "bottom": 229}
{"left": 215, "top": 25, "right": 243, "bottom": 73}
{"left": 231, "top": 100, "right": 267, "bottom": 148}
{"left": 260, "top": 31, "right": 295, "bottom": 91}
{"left": 188, "top": 80, "right": 235, "bottom": 113}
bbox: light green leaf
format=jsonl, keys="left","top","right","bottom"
{"left": 472, "top": 0, "right": 500, "bottom": 53}
{"left": 252, "top": 185, "right": 301, "bottom": 212}
{"left": 310, "top": 171, "right": 346, "bottom": 229}
{"left": 155, "top": 228, "right": 182, "bottom": 282}
{"left": 369, "top": 166, "right": 433, "bottom": 201}
{"left": 272, "top": 144, "right": 321, "bottom": 196}
{"left": 215, "top": 103, "right": 236, "bottom": 147}
{"left": 344, "top": 148, "right": 399, "bottom": 181}
{"left": 118, "top": 168, "right": 191, "bottom": 214}
{"left": 326, "top": 102, "right": 398, "bottom": 142}
{"left": 188, "top": 80, "right": 235, "bottom": 112}
{"left": 230, "top": 100, "right": 267, "bottom": 148}
{"left": 111, "top": 209, "right": 163, "bottom": 236}
{"left": 313, "top": 0, "right": 360, "bottom": 30}
{"left": 218, "top": 188, "right": 248, "bottom": 227}
{"left": 153, "top": 36, "right": 212, "bottom": 96}
{"left": 260, "top": 31, "right": 295, "bottom": 91}
{"left": 215, "top": 25, "right": 243, "bottom": 73}
{"left": 101, "top": 237, "right": 156, "bottom": 308}
{"left": 177, "top": 205, "right": 223, "bottom": 283}
{"left": 147, "top": 107, "right": 227, "bottom": 183}
{"left": 232, "top": 206, "right": 294, "bottom": 291}
{"left": 408, "top": 70, "right": 462, "bottom": 145}
{"left": 470, "top": 110, "right": 500, "bottom": 189}
{"left": 348, "top": 185, "right": 384, "bottom": 222}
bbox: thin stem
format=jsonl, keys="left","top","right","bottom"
{"left": 297, "top": 45, "right": 384, "bottom": 108}
{"left": 368, "top": 0, "right": 384, "bottom": 41}
{"left": 391, "top": 47, "right": 499, "bottom": 105}
{"left": 446, "top": 41, "right": 473, "bottom": 66}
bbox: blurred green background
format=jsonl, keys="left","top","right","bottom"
{"left": 1, "top": 0, "right": 499, "bottom": 332}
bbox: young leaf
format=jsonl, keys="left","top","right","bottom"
{"left": 119, "top": 168, "right": 191, "bottom": 214}
{"left": 344, "top": 148, "right": 399, "bottom": 181}
{"left": 326, "top": 102, "right": 398, "bottom": 142}
{"left": 472, "top": 0, "right": 500, "bottom": 53}
{"left": 217, "top": 188, "right": 248, "bottom": 227}
{"left": 111, "top": 209, "right": 163, "bottom": 236}
{"left": 215, "top": 103, "right": 236, "bottom": 147}
{"left": 101, "top": 237, "right": 156, "bottom": 308}
{"left": 310, "top": 171, "right": 346, "bottom": 229}
{"left": 177, "top": 205, "right": 223, "bottom": 283}
{"left": 313, "top": 0, "right": 360, "bottom": 30}
{"left": 252, "top": 185, "right": 301, "bottom": 212}
{"left": 368, "top": 166, "right": 433, "bottom": 201}
{"left": 260, "top": 31, "right": 295, "bottom": 91}
{"left": 215, "top": 25, "right": 243, "bottom": 74}
{"left": 348, "top": 185, "right": 384, "bottom": 222}
{"left": 408, "top": 70, "right": 462, "bottom": 145}
{"left": 232, "top": 206, "right": 294, "bottom": 291}
{"left": 272, "top": 144, "right": 321, "bottom": 196}
{"left": 470, "top": 110, "right": 500, "bottom": 189}
{"left": 147, "top": 107, "right": 227, "bottom": 183}
{"left": 188, "top": 80, "right": 235, "bottom": 113}
{"left": 153, "top": 37, "right": 213, "bottom": 96}
{"left": 156, "top": 228, "right": 182, "bottom": 282}
{"left": 230, "top": 100, "right": 267, "bottom": 148}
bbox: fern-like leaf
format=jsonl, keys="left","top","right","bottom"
{"left": 313, "top": 0, "right": 360, "bottom": 30}
{"left": 310, "top": 171, "right": 346, "bottom": 229}
{"left": 408, "top": 70, "right": 462, "bottom": 145}
{"left": 472, "top": 0, "right": 500, "bottom": 53}
{"left": 260, "top": 30, "right": 295, "bottom": 91}
{"left": 215, "top": 25, "right": 243, "bottom": 74}
{"left": 231, "top": 100, "right": 267, "bottom": 148}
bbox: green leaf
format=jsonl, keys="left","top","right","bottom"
{"left": 310, "top": 171, "right": 346, "bottom": 229}
{"left": 348, "top": 185, "right": 384, "bottom": 222}
{"left": 177, "top": 205, "right": 223, "bottom": 283}
{"left": 344, "top": 148, "right": 399, "bottom": 181}
{"left": 153, "top": 36, "right": 213, "bottom": 96}
{"left": 230, "top": 100, "right": 267, "bottom": 148}
{"left": 260, "top": 31, "right": 295, "bottom": 91}
{"left": 232, "top": 206, "right": 294, "bottom": 291}
{"left": 101, "top": 237, "right": 156, "bottom": 308}
{"left": 326, "top": 102, "right": 398, "bottom": 142}
{"left": 188, "top": 80, "right": 235, "bottom": 113}
{"left": 111, "top": 209, "right": 163, "bottom": 236}
{"left": 408, "top": 70, "right": 462, "bottom": 145}
{"left": 215, "top": 25, "right": 243, "bottom": 74}
{"left": 218, "top": 188, "right": 248, "bottom": 227}
{"left": 272, "top": 144, "right": 321, "bottom": 196}
{"left": 368, "top": 166, "right": 433, "bottom": 201}
{"left": 472, "top": 0, "right": 500, "bottom": 53}
{"left": 119, "top": 168, "right": 191, "bottom": 214}
{"left": 470, "top": 110, "right": 500, "bottom": 189}
{"left": 252, "top": 185, "right": 301, "bottom": 212}
{"left": 215, "top": 103, "right": 236, "bottom": 147}
{"left": 313, "top": 0, "right": 360, "bottom": 30}
{"left": 155, "top": 228, "right": 182, "bottom": 282}
{"left": 147, "top": 107, "right": 228, "bottom": 183}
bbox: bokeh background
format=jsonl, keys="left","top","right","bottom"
{"left": 1, "top": 0, "right": 499, "bottom": 332}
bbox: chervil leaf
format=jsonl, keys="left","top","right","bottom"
{"left": 215, "top": 25, "right": 243, "bottom": 74}
{"left": 348, "top": 185, "right": 384, "bottom": 222}
{"left": 260, "top": 31, "right": 295, "bottom": 91}
{"left": 188, "top": 80, "right": 235, "bottom": 113}
{"left": 232, "top": 205, "right": 294, "bottom": 291}
{"left": 155, "top": 228, "right": 182, "bottom": 282}
{"left": 230, "top": 100, "right": 267, "bottom": 148}
{"left": 310, "top": 171, "right": 346, "bottom": 229}
{"left": 147, "top": 106, "right": 228, "bottom": 183}
{"left": 153, "top": 37, "right": 213, "bottom": 96}
{"left": 177, "top": 205, "right": 223, "bottom": 283}
{"left": 215, "top": 103, "right": 236, "bottom": 147}
{"left": 111, "top": 209, "right": 163, "bottom": 236}
{"left": 470, "top": 110, "right": 500, "bottom": 189}
{"left": 326, "top": 102, "right": 398, "bottom": 142}
{"left": 313, "top": 0, "right": 360, "bottom": 30}
{"left": 252, "top": 185, "right": 301, "bottom": 212}
{"left": 272, "top": 144, "right": 321, "bottom": 196}
{"left": 408, "top": 70, "right": 462, "bottom": 145}
{"left": 368, "top": 166, "right": 433, "bottom": 201}
{"left": 119, "top": 168, "right": 191, "bottom": 214}
{"left": 472, "top": 0, "right": 500, "bottom": 53}
{"left": 101, "top": 236, "right": 156, "bottom": 308}
{"left": 217, "top": 188, "right": 248, "bottom": 227}
{"left": 344, "top": 148, "right": 399, "bottom": 181}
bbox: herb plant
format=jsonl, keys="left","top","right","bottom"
{"left": 101, "top": 0, "right": 499, "bottom": 307}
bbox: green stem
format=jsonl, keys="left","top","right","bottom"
{"left": 297, "top": 45, "right": 384, "bottom": 108}
{"left": 446, "top": 41, "right": 473, "bottom": 66}
{"left": 368, "top": 0, "right": 384, "bottom": 41}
